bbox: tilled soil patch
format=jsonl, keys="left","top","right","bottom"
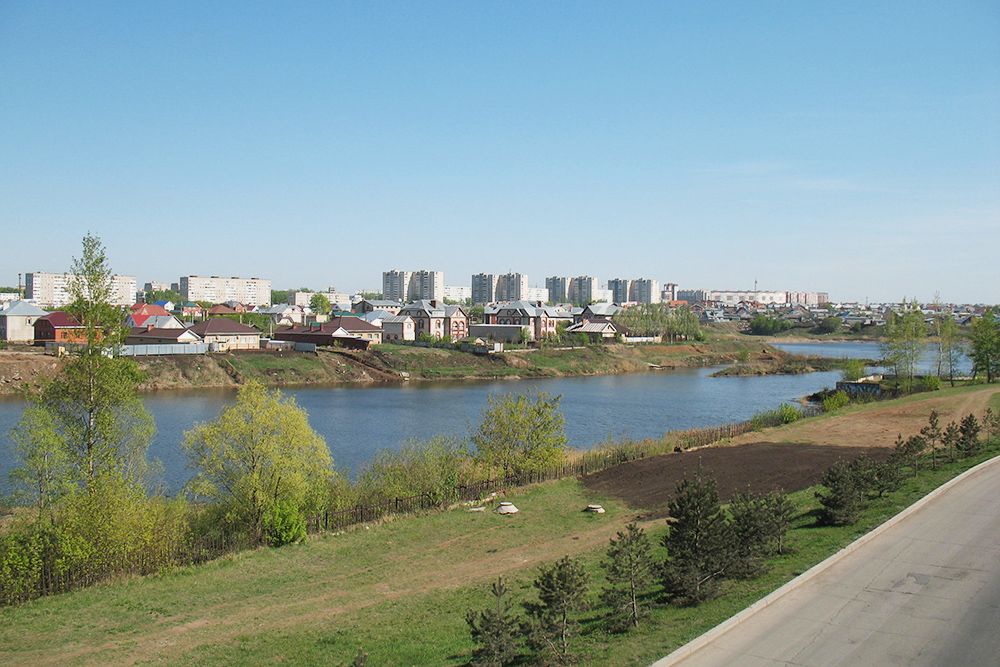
{"left": 581, "top": 442, "right": 891, "bottom": 518}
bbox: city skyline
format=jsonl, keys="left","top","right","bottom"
{"left": 2, "top": 3, "right": 997, "bottom": 304}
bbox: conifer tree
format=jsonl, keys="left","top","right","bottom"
{"left": 600, "top": 522, "right": 654, "bottom": 631}
{"left": 660, "top": 472, "right": 731, "bottom": 604}
{"left": 522, "top": 556, "right": 589, "bottom": 661}
{"left": 466, "top": 576, "right": 520, "bottom": 667}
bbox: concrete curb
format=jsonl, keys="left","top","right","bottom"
{"left": 650, "top": 453, "right": 1000, "bottom": 667}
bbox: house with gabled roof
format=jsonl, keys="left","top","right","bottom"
{"left": 0, "top": 301, "right": 48, "bottom": 342}
{"left": 272, "top": 319, "right": 376, "bottom": 350}
{"left": 564, "top": 318, "right": 628, "bottom": 342}
{"left": 126, "top": 326, "right": 203, "bottom": 345}
{"left": 484, "top": 301, "right": 573, "bottom": 341}
{"left": 398, "top": 300, "right": 469, "bottom": 340}
{"left": 33, "top": 312, "right": 87, "bottom": 345}
{"left": 186, "top": 318, "right": 261, "bottom": 351}
{"left": 125, "top": 313, "right": 184, "bottom": 329}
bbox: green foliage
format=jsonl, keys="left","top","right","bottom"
{"left": 309, "top": 292, "right": 331, "bottom": 313}
{"left": 660, "top": 473, "right": 731, "bottom": 604}
{"left": 7, "top": 404, "right": 73, "bottom": 510}
{"left": 726, "top": 489, "right": 793, "bottom": 579}
{"left": 879, "top": 300, "right": 927, "bottom": 389}
{"left": 822, "top": 390, "right": 850, "bottom": 412}
{"left": 271, "top": 289, "right": 291, "bottom": 306}
{"left": 748, "top": 315, "right": 793, "bottom": 336}
{"left": 816, "top": 316, "right": 842, "bottom": 334}
{"left": 919, "top": 375, "right": 941, "bottom": 392}
{"left": 359, "top": 436, "right": 471, "bottom": 506}
{"left": 144, "top": 289, "right": 182, "bottom": 304}
{"left": 750, "top": 403, "right": 806, "bottom": 430}
{"left": 471, "top": 390, "right": 568, "bottom": 477}
{"left": 263, "top": 498, "right": 307, "bottom": 546}
{"left": 816, "top": 458, "right": 864, "bottom": 526}
{"left": 840, "top": 358, "right": 867, "bottom": 382}
{"left": 933, "top": 310, "right": 964, "bottom": 385}
{"left": 39, "top": 354, "right": 155, "bottom": 484}
{"left": 66, "top": 232, "right": 129, "bottom": 349}
{"left": 958, "top": 413, "right": 981, "bottom": 457}
{"left": 600, "top": 522, "right": 654, "bottom": 632}
{"left": 183, "top": 381, "right": 333, "bottom": 543}
{"left": 969, "top": 308, "right": 1000, "bottom": 383}
{"left": 522, "top": 556, "right": 590, "bottom": 661}
{"left": 612, "top": 304, "right": 702, "bottom": 341}
{"left": 466, "top": 577, "right": 520, "bottom": 667}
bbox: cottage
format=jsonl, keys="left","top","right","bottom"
{"left": 0, "top": 301, "right": 48, "bottom": 343}
{"left": 186, "top": 318, "right": 261, "bottom": 351}
{"left": 33, "top": 312, "right": 87, "bottom": 345}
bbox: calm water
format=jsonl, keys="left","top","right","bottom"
{"left": 0, "top": 363, "right": 848, "bottom": 494}
{"left": 771, "top": 340, "right": 972, "bottom": 375}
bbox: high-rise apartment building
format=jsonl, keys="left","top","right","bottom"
{"left": 382, "top": 270, "right": 443, "bottom": 302}
{"left": 567, "top": 276, "right": 599, "bottom": 305}
{"left": 496, "top": 273, "right": 529, "bottom": 302}
{"left": 180, "top": 276, "right": 271, "bottom": 306}
{"left": 608, "top": 279, "right": 632, "bottom": 304}
{"left": 26, "top": 272, "right": 137, "bottom": 308}
{"left": 545, "top": 276, "right": 568, "bottom": 303}
{"left": 630, "top": 279, "right": 660, "bottom": 304}
{"left": 471, "top": 273, "right": 500, "bottom": 305}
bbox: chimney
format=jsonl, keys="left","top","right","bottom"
{"left": 147, "top": 324, "right": 155, "bottom": 332}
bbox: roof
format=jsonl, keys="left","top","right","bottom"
{"left": 128, "top": 314, "right": 183, "bottom": 328}
{"left": 129, "top": 327, "right": 203, "bottom": 342}
{"left": 0, "top": 301, "right": 48, "bottom": 317}
{"left": 276, "top": 316, "right": 381, "bottom": 334}
{"left": 131, "top": 303, "right": 171, "bottom": 316}
{"left": 207, "top": 304, "right": 239, "bottom": 315}
{"left": 187, "top": 318, "right": 261, "bottom": 336}
{"left": 37, "top": 311, "right": 83, "bottom": 328}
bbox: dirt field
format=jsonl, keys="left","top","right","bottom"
{"left": 582, "top": 385, "right": 1000, "bottom": 516}
{"left": 581, "top": 442, "right": 891, "bottom": 518}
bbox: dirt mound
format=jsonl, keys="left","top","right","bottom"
{"left": 581, "top": 442, "right": 890, "bottom": 517}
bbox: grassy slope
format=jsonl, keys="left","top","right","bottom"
{"left": 2, "top": 387, "right": 997, "bottom": 666}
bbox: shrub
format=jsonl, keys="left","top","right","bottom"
{"left": 919, "top": 375, "right": 941, "bottom": 392}
{"left": 264, "top": 499, "right": 306, "bottom": 546}
{"left": 840, "top": 358, "right": 867, "bottom": 382}
{"left": 822, "top": 390, "right": 850, "bottom": 412}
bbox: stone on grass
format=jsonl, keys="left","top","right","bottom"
{"left": 496, "top": 501, "right": 519, "bottom": 515}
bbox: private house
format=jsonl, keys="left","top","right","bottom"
{"left": 126, "top": 326, "right": 204, "bottom": 345}
{"left": 579, "top": 303, "right": 623, "bottom": 321}
{"left": 355, "top": 299, "right": 403, "bottom": 315}
{"left": 398, "top": 300, "right": 469, "bottom": 340}
{"left": 125, "top": 313, "right": 184, "bottom": 329}
{"left": 130, "top": 303, "right": 171, "bottom": 317}
{"left": 272, "top": 320, "right": 375, "bottom": 350}
{"left": 33, "top": 312, "right": 87, "bottom": 345}
{"left": 0, "top": 301, "right": 48, "bottom": 343}
{"left": 186, "top": 318, "right": 261, "bottom": 351}
{"left": 380, "top": 314, "right": 416, "bottom": 342}
{"left": 207, "top": 304, "right": 240, "bottom": 316}
{"left": 564, "top": 319, "right": 628, "bottom": 343}
{"left": 484, "top": 301, "right": 573, "bottom": 341}
{"left": 258, "top": 303, "right": 308, "bottom": 326}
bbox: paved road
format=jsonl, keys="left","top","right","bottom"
{"left": 654, "top": 457, "right": 1000, "bottom": 667}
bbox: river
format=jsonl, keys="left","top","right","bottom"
{"left": 0, "top": 341, "right": 967, "bottom": 494}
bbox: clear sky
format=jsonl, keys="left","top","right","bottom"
{"left": 2, "top": 2, "right": 998, "bottom": 304}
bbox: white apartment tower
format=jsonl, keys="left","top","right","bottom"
{"left": 180, "top": 276, "right": 271, "bottom": 306}
{"left": 383, "top": 270, "right": 443, "bottom": 302}
{"left": 26, "top": 272, "right": 137, "bottom": 308}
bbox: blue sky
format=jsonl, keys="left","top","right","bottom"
{"left": 2, "top": 2, "right": 997, "bottom": 304}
